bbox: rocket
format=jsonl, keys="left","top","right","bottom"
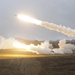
{"left": 17, "top": 14, "right": 75, "bottom": 38}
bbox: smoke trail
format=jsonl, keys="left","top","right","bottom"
{"left": 17, "top": 14, "right": 75, "bottom": 38}
{"left": 40, "top": 22, "right": 75, "bottom": 37}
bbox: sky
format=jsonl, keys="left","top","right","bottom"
{"left": 0, "top": 0, "right": 75, "bottom": 40}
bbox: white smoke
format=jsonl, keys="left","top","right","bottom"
{"left": 0, "top": 36, "right": 75, "bottom": 54}
{"left": 29, "top": 41, "right": 53, "bottom": 54}
{"left": 28, "top": 40, "right": 75, "bottom": 54}
{"left": 0, "top": 37, "right": 17, "bottom": 49}
{"left": 40, "top": 22, "right": 75, "bottom": 38}
{"left": 53, "top": 39, "right": 75, "bottom": 54}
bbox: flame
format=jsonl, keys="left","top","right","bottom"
{"left": 12, "top": 41, "right": 30, "bottom": 50}
{"left": 12, "top": 41, "right": 39, "bottom": 54}
{"left": 17, "top": 14, "right": 42, "bottom": 25}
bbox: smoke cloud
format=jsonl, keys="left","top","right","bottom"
{"left": 0, "top": 36, "right": 75, "bottom": 54}
{"left": 53, "top": 39, "right": 75, "bottom": 54}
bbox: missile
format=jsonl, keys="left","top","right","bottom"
{"left": 17, "top": 14, "right": 75, "bottom": 38}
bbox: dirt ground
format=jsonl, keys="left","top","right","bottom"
{"left": 0, "top": 54, "right": 75, "bottom": 75}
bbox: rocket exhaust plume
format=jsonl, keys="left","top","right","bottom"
{"left": 18, "top": 14, "right": 42, "bottom": 25}
{"left": 18, "top": 14, "right": 75, "bottom": 38}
